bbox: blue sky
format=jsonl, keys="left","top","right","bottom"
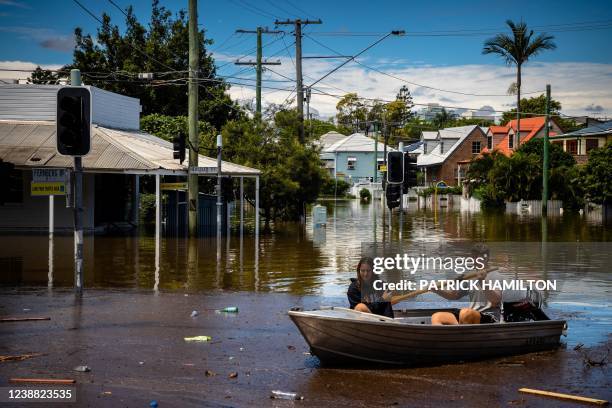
{"left": 1, "top": 0, "right": 612, "bottom": 117}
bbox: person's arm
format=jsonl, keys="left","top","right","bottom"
{"left": 347, "top": 283, "right": 361, "bottom": 309}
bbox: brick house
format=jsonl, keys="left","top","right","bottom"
{"left": 417, "top": 125, "right": 488, "bottom": 186}
{"left": 482, "top": 116, "right": 563, "bottom": 156}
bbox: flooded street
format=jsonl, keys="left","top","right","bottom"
{"left": 1, "top": 200, "right": 611, "bottom": 406}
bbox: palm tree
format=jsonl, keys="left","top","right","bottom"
{"left": 483, "top": 20, "right": 556, "bottom": 146}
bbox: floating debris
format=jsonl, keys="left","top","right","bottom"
{"left": 228, "top": 372, "right": 238, "bottom": 379}
{"left": 271, "top": 390, "right": 304, "bottom": 400}
{"left": 73, "top": 365, "right": 91, "bottom": 372}
{"left": 205, "top": 370, "right": 216, "bottom": 377}
{"left": 218, "top": 307, "right": 239, "bottom": 313}
{"left": 184, "top": 336, "right": 212, "bottom": 342}
{"left": 190, "top": 310, "right": 199, "bottom": 318}
{"left": 0, "top": 352, "right": 44, "bottom": 362}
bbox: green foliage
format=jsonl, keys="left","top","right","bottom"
{"left": 500, "top": 94, "right": 580, "bottom": 132}
{"left": 417, "top": 185, "right": 462, "bottom": 197}
{"left": 583, "top": 142, "right": 612, "bottom": 204}
{"left": 27, "top": 66, "right": 60, "bottom": 84}
{"left": 321, "top": 178, "right": 350, "bottom": 196}
{"left": 221, "top": 109, "right": 328, "bottom": 225}
{"left": 467, "top": 138, "right": 583, "bottom": 207}
{"left": 139, "top": 193, "right": 156, "bottom": 224}
{"left": 359, "top": 188, "right": 372, "bottom": 202}
{"left": 66, "top": 0, "right": 241, "bottom": 129}
{"left": 140, "top": 114, "right": 215, "bottom": 150}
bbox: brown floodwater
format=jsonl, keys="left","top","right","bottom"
{"left": 0, "top": 200, "right": 610, "bottom": 346}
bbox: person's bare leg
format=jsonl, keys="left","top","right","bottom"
{"left": 458, "top": 308, "right": 481, "bottom": 324}
{"left": 431, "top": 312, "right": 458, "bottom": 325}
{"left": 355, "top": 303, "right": 372, "bottom": 313}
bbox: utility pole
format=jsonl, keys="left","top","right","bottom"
{"left": 234, "top": 28, "right": 282, "bottom": 118}
{"left": 188, "top": 0, "right": 199, "bottom": 236}
{"left": 542, "top": 84, "right": 551, "bottom": 216}
{"left": 274, "top": 18, "right": 322, "bottom": 143}
{"left": 373, "top": 121, "right": 379, "bottom": 183}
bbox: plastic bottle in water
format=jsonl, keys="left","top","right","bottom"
{"left": 219, "top": 306, "right": 239, "bottom": 313}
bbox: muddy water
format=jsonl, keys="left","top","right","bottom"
{"left": 0, "top": 199, "right": 610, "bottom": 345}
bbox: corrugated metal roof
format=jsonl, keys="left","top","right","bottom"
{"left": 317, "top": 131, "right": 347, "bottom": 150}
{"left": 421, "top": 131, "right": 438, "bottom": 140}
{"left": 553, "top": 120, "right": 612, "bottom": 137}
{"left": 323, "top": 132, "right": 395, "bottom": 153}
{"left": 0, "top": 120, "right": 260, "bottom": 175}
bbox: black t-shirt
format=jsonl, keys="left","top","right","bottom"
{"left": 347, "top": 278, "right": 394, "bottom": 318}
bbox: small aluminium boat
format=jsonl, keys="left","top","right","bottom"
{"left": 289, "top": 307, "right": 567, "bottom": 366}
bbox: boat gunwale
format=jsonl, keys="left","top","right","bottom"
{"left": 288, "top": 307, "right": 566, "bottom": 331}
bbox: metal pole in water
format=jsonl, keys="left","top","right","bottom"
{"left": 216, "top": 134, "right": 223, "bottom": 241}
{"left": 70, "top": 69, "right": 84, "bottom": 295}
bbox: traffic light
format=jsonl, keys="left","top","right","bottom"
{"left": 386, "top": 151, "right": 404, "bottom": 184}
{"left": 0, "top": 159, "right": 15, "bottom": 205}
{"left": 386, "top": 183, "right": 402, "bottom": 209}
{"left": 403, "top": 153, "right": 418, "bottom": 193}
{"left": 173, "top": 132, "right": 186, "bottom": 164}
{"left": 56, "top": 87, "right": 91, "bottom": 156}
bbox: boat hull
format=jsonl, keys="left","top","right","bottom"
{"left": 289, "top": 308, "right": 566, "bottom": 366}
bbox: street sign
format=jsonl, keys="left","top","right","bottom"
{"left": 31, "top": 182, "right": 66, "bottom": 196}
{"left": 190, "top": 166, "right": 218, "bottom": 175}
{"left": 33, "top": 168, "right": 66, "bottom": 182}
{"left": 31, "top": 168, "right": 68, "bottom": 196}
{"left": 161, "top": 182, "right": 188, "bottom": 190}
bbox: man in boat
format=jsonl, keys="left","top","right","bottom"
{"left": 347, "top": 257, "right": 397, "bottom": 318}
{"left": 430, "top": 244, "right": 503, "bottom": 325}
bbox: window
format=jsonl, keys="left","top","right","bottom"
{"left": 508, "top": 134, "right": 514, "bottom": 149}
{"left": 487, "top": 135, "right": 492, "bottom": 150}
{"left": 347, "top": 157, "right": 357, "bottom": 170}
{"left": 566, "top": 140, "right": 578, "bottom": 155}
{"left": 586, "top": 139, "right": 599, "bottom": 153}
{"left": 471, "top": 141, "right": 481, "bottom": 154}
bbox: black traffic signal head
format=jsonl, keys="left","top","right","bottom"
{"left": 57, "top": 87, "right": 91, "bottom": 156}
{"left": 403, "top": 153, "right": 418, "bottom": 192}
{"left": 385, "top": 183, "right": 402, "bottom": 209}
{"left": 173, "top": 132, "right": 186, "bottom": 164}
{"left": 386, "top": 151, "right": 404, "bottom": 184}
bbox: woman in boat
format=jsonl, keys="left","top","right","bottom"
{"left": 347, "top": 257, "right": 396, "bottom": 318}
{"left": 431, "top": 244, "right": 502, "bottom": 325}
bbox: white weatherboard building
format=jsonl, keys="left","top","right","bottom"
{"left": 0, "top": 84, "right": 260, "bottom": 233}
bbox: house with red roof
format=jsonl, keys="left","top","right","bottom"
{"left": 482, "top": 116, "right": 563, "bottom": 156}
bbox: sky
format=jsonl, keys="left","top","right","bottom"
{"left": 1, "top": 0, "right": 612, "bottom": 119}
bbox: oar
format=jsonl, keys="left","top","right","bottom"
{"left": 391, "top": 267, "right": 499, "bottom": 304}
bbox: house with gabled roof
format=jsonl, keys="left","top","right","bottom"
{"left": 416, "top": 125, "right": 487, "bottom": 186}
{"left": 482, "top": 116, "right": 563, "bottom": 156}
{"left": 550, "top": 120, "right": 612, "bottom": 164}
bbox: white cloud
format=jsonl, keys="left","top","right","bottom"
{"left": 0, "top": 60, "right": 64, "bottom": 83}
{"left": 219, "top": 56, "right": 612, "bottom": 120}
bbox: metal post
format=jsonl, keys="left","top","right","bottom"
{"left": 70, "top": 69, "right": 84, "bottom": 295}
{"left": 255, "top": 176, "right": 260, "bottom": 238}
{"left": 240, "top": 177, "right": 244, "bottom": 236}
{"left": 188, "top": 0, "right": 199, "bottom": 236}
{"left": 373, "top": 122, "right": 378, "bottom": 182}
{"left": 542, "top": 84, "right": 551, "bottom": 216}
{"left": 155, "top": 174, "right": 161, "bottom": 239}
{"left": 49, "top": 195, "right": 54, "bottom": 238}
{"left": 216, "top": 134, "right": 223, "bottom": 241}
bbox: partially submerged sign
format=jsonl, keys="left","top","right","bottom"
{"left": 31, "top": 168, "right": 68, "bottom": 196}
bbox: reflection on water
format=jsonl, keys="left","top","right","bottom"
{"left": 0, "top": 200, "right": 610, "bottom": 344}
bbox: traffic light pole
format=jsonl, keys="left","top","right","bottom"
{"left": 70, "top": 69, "right": 84, "bottom": 295}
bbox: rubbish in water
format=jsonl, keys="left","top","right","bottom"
{"left": 100, "top": 391, "right": 112, "bottom": 396}
{"left": 302, "top": 352, "right": 311, "bottom": 356}
{"left": 139, "top": 361, "right": 145, "bottom": 365}
{"left": 239, "top": 347, "right": 244, "bottom": 352}
{"left": 228, "top": 356, "right": 235, "bottom": 361}
{"left": 10, "top": 378, "right": 76, "bottom": 385}
{"left": 287, "top": 345, "right": 296, "bottom": 351}
{"left": 150, "top": 400, "right": 158, "bottom": 408}
{"left": 574, "top": 343, "right": 584, "bottom": 350}
{"left": 73, "top": 365, "right": 91, "bottom": 372}
{"left": 0, "top": 352, "right": 44, "bottom": 362}
{"left": 519, "top": 388, "right": 608, "bottom": 406}
{"left": 184, "top": 336, "right": 212, "bottom": 342}
{"left": 0, "top": 317, "right": 50, "bottom": 323}
{"left": 218, "top": 307, "right": 239, "bottom": 313}
{"left": 190, "top": 311, "right": 199, "bottom": 318}
{"left": 270, "top": 390, "right": 304, "bottom": 400}
{"left": 228, "top": 372, "right": 238, "bottom": 379}
{"left": 205, "top": 370, "right": 216, "bottom": 377}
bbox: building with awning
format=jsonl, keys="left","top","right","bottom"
{"left": 0, "top": 84, "right": 260, "bottom": 234}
